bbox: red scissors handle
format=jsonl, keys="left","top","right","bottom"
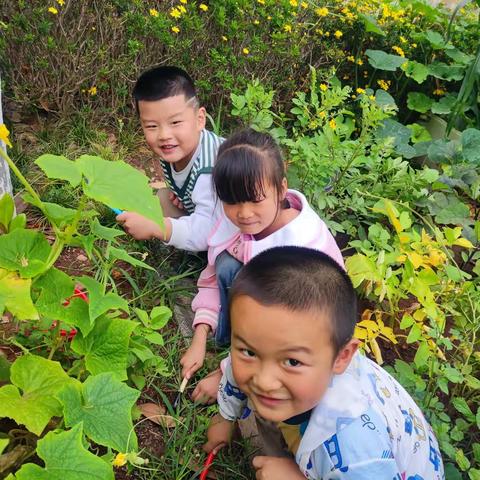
{"left": 199, "top": 451, "right": 216, "bottom": 480}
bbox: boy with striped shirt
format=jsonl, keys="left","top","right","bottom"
{"left": 118, "top": 66, "right": 223, "bottom": 252}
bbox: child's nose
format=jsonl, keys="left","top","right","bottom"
{"left": 238, "top": 203, "right": 253, "bottom": 219}
{"left": 253, "top": 364, "right": 282, "bottom": 393}
{"left": 157, "top": 126, "right": 172, "bottom": 141}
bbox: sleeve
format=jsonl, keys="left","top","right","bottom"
{"left": 218, "top": 357, "right": 248, "bottom": 421}
{"left": 167, "top": 174, "right": 220, "bottom": 252}
{"left": 191, "top": 263, "right": 220, "bottom": 332}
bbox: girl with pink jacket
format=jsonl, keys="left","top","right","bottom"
{"left": 180, "top": 128, "right": 344, "bottom": 402}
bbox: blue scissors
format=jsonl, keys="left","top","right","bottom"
{"left": 111, "top": 207, "right": 124, "bottom": 215}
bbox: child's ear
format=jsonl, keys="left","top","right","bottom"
{"left": 197, "top": 107, "right": 207, "bottom": 130}
{"left": 332, "top": 339, "right": 359, "bottom": 375}
{"left": 281, "top": 177, "right": 288, "bottom": 197}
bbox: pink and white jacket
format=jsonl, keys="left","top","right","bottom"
{"left": 191, "top": 190, "right": 345, "bottom": 331}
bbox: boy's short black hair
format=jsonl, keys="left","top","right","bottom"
{"left": 230, "top": 246, "right": 357, "bottom": 354}
{"left": 213, "top": 128, "right": 285, "bottom": 205}
{"left": 133, "top": 66, "right": 197, "bottom": 112}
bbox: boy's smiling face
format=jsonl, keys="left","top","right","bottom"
{"left": 139, "top": 94, "right": 206, "bottom": 171}
{"left": 230, "top": 295, "right": 358, "bottom": 422}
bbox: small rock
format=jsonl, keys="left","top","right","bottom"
{"left": 76, "top": 254, "right": 88, "bottom": 262}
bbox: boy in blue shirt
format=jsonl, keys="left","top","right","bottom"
{"left": 118, "top": 66, "right": 223, "bottom": 252}
{"left": 204, "top": 246, "right": 444, "bottom": 480}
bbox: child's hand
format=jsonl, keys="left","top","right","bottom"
{"left": 191, "top": 368, "right": 222, "bottom": 404}
{"left": 117, "top": 212, "right": 165, "bottom": 241}
{"left": 203, "top": 414, "right": 233, "bottom": 454}
{"left": 168, "top": 191, "right": 184, "bottom": 210}
{"left": 180, "top": 324, "right": 210, "bottom": 379}
{"left": 252, "top": 456, "right": 305, "bottom": 480}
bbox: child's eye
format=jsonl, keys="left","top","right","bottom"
{"left": 172, "top": 120, "right": 182, "bottom": 125}
{"left": 283, "top": 358, "right": 302, "bottom": 367}
{"left": 241, "top": 348, "right": 256, "bottom": 358}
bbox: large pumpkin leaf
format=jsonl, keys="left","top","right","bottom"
{"left": 0, "top": 229, "right": 51, "bottom": 278}
{"left": 407, "top": 92, "right": 434, "bottom": 114}
{"left": 71, "top": 316, "right": 137, "bottom": 380}
{"left": 35, "top": 154, "right": 82, "bottom": 187}
{"left": 0, "top": 355, "right": 78, "bottom": 435}
{"left": 76, "top": 155, "right": 163, "bottom": 226}
{"left": 77, "top": 275, "right": 129, "bottom": 321}
{"left": 13, "top": 423, "right": 114, "bottom": 480}
{"left": 35, "top": 268, "right": 92, "bottom": 335}
{"left": 461, "top": 128, "right": 480, "bottom": 165}
{"left": 427, "top": 192, "right": 472, "bottom": 226}
{"left": 428, "top": 62, "right": 465, "bottom": 81}
{"left": 365, "top": 49, "right": 407, "bottom": 71}
{"left": 58, "top": 373, "right": 140, "bottom": 452}
{"left": 0, "top": 269, "right": 38, "bottom": 320}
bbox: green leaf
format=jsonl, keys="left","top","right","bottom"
{"left": 58, "top": 373, "right": 140, "bottom": 452}
{"left": 346, "top": 254, "right": 380, "bottom": 288}
{"left": 407, "top": 92, "right": 434, "bottom": 113}
{"left": 14, "top": 423, "right": 114, "bottom": 480}
{"left": 461, "top": 128, "right": 480, "bottom": 165}
{"left": 0, "top": 355, "right": 77, "bottom": 435}
{"left": 445, "top": 48, "right": 474, "bottom": 65}
{"left": 407, "top": 323, "right": 422, "bottom": 344}
{"left": 0, "top": 268, "right": 38, "bottom": 320}
{"left": 443, "top": 366, "right": 463, "bottom": 383}
{"left": 431, "top": 95, "right": 457, "bottom": 115}
{"left": 150, "top": 306, "right": 172, "bottom": 329}
{"left": 424, "top": 30, "right": 447, "bottom": 49}
{"left": 401, "top": 61, "right": 429, "bottom": 84}
{"left": 477, "top": 408, "right": 480, "bottom": 430}
{"left": 414, "top": 342, "right": 430, "bottom": 368}
{"left": 77, "top": 276, "right": 129, "bottom": 321}
{"left": 71, "top": 316, "right": 137, "bottom": 380}
{"left": 35, "top": 268, "right": 92, "bottom": 335}
{"left": 358, "top": 13, "right": 385, "bottom": 36}
{"left": 0, "top": 193, "right": 14, "bottom": 231}
{"left": 452, "top": 397, "right": 475, "bottom": 422}
{"left": 374, "top": 90, "right": 397, "bottom": 109}
{"left": 90, "top": 218, "right": 124, "bottom": 242}
{"left": 365, "top": 49, "right": 407, "bottom": 71}
{"left": 0, "top": 354, "right": 11, "bottom": 382}
{"left": 144, "top": 331, "right": 164, "bottom": 346}
{"left": 427, "top": 192, "right": 471, "bottom": 226}
{"left": 9, "top": 214, "right": 27, "bottom": 231}
{"left": 0, "top": 438, "right": 9, "bottom": 455}
{"left": 108, "top": 246, "right": 155, "bottom": 271}
{"left": 76, "top": 155, "right": 163, "bottom": 227}
{"left": 428, "top": 62, "right": 465, "bottom": 81}
{"left": 43, "top": 202, "right": 78, "bottom": 227}
{"left": 455, "top": 448, "right": 471, "bottom": 471}
{"left": 35, "top": 154, "right": 82, "bottom": 187}
{"left": 406, "top": 123, "right": 432, "bottom": 143}
{"left": 0, "top": 229, "right": 51, "bottom": 278}
{"left": 427, "top": 139, "right": 459, "bottom": 165}
{"left": 400, "top": 314, "right": 415, "bottom": 329}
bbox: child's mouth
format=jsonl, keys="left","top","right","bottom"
{"left": 255, "top": 394, "right": 285, "bottom": 407}
{"left": 160, "top": 144, "right": 178, "bottom": 153}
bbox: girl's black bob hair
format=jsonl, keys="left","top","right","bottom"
{"left": 212, "top": 128, "right": 286, "bottom": 205}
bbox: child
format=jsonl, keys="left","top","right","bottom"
{"left": 117, "top": 66, "right": 223, "bottom": 252}
{"left": 180, "top": 129, "right": 344, "bottom": 400}
{"left": 204, "top": 246, "right": 445, "bottom": 480}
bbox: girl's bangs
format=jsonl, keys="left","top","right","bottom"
{"left": 213, "top": 149, "right": 268, "bottom": 204}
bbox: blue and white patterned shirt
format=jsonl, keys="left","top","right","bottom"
{"left": 218, "top": 352, "right": 444, "bottom": 480}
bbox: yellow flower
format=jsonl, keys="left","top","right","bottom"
{"left": 243, "top": 47, "right": 249, "bottom": 54}
{"left": 179, "top": 5, "right": 187, "bottom": 13}
{"left": 284, "top": 24, "right": 292, "bottom": 32}
{"left": 377, "top": 79, "right": 390, "bottom": 90}
{"left": 392, "top": 45, "right": 405, "bottom": 57}
{"left": 171, "top": 26, "right": 180, "bottom": 33}
{"left": 315, "top": 7, "right": 329, "bottom": 16}
{"left": 149, "top": 8, "right": 159, "bottom": 17}
{"left": 334, "top": 30, "right": 343, "bottom": 39}
{"left": 88, "top": 86, "right": 97, "bottom": 96}
{"left": 112, "top": 453, "right": 128, "bottom": 467}
{"left": 57, "top": 0, "right": 65, "bottom": 5}
{"left": 320, "top": 83, "right": 328, "bottom": 91}
{"left": 170, "top": 7, "right": 181, "bottom": 18}
{"left": 254, "top": 19, "right": 260, "bottom": 24}
{"left": 257, "top": 0, "right": 265, "bottom": 3}
{"left": 347, "top": 55, "right": 355, "bottom": 62}
{"left": 0, "top": 124, "right": 12, "bottom": 148}
{"left": 399, "top": 35, "right": 407, "bottom": 44}
{"left": 290, "top": 0, "right": 298, "bottom": 6}
{"left": 329, "top": 119, "right": 337, "bottom": 130}
{"left": 324, "top": 31, "right": 330, "bottom": 37}
{"left": 356, "top": 59, "right": 363, "bottom": 65}
{"left": 412, "top": 43, "right": 417, "bottom": 48}
{"left": 222, "top": 35, "right": 228, "bottom": 41}
{"left": 301, "top": 1, "right": 308, "bottom": 8}
{"left": 48, "top": 6, "right": 58, "bottom": 14}
{"left": 369, "top": 94, "right": 375, "bottom": 100}
{"left": 180, "top": 0, "right": 188, "bottom": 3}
{"left": 199, "top": 3, "right": 208, "bottom": 11}
{"left": 356, "top": 87, "right": 365, "bottom": 94}
{"left": 433, "top": 88, "right": 446, "bottom": 96}
{"left": 319, "top": 111, "right": 326, "bottom": 118}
